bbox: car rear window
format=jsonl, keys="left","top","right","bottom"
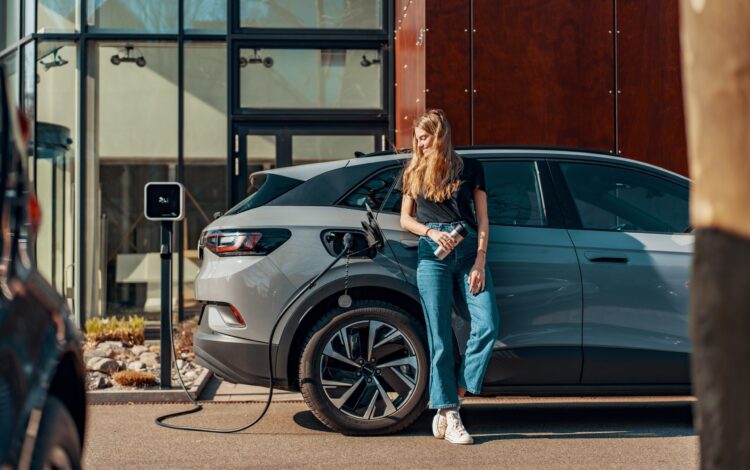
{"left": 225, "top": 173, "right": 303, "bottom": 215}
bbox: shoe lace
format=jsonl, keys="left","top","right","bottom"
{"left": 446, "top": 411, "right": 469, "bottom": 435}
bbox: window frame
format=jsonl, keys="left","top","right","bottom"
{"left": 548, "top": 159, "right": 692, "bottom": 235}
{"left": 231, "top": 40, "right": 388, "bottom": 117}
{"left": 478, "top": 157, "right": 564, "bottom": 229}
{"left": 335, "top": 162, "right": 405, "bottom": 213}
{"left": 232, "top": 0, "right": 389, "bottom": 38}
{"left": 334, "top": 156, "right": 566, "bottom": 230}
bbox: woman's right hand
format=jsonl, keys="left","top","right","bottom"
{"left": 427, "top": 228, "right": 457, "bottom": 252}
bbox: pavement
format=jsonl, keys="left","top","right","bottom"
{"left": 198, "top": 376, "right": 304, "bottom": 402}
{"left": 84, "top": 381, "right": 699, "bottom": 469}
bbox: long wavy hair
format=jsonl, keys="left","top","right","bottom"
{"left": 402, "top": 109, "right": 463, "bottom": 202}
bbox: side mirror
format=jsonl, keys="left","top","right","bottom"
{"left": 213, "top": 211, "right": 223, "bottom": 220}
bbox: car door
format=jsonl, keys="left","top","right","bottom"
{"left": 380, "top": 157, "right": 583, "bottom": 386}
{"left": 476, "top": 158, "right": 582, "bottom": 386}
{"left": 549, "top": 160, "right": 693, "bottom": 385}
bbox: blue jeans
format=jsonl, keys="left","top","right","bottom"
{"left": 417, "top": 222, "right": 500, "bottom": 409}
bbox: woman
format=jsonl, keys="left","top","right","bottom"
{"left": 399, "top": 109, "right": 499, "bottom": 445}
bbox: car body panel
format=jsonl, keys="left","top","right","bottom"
{"left": 195, "top": 205, "right": 406, "bottom": 344}
{"left": 568, "top": 229, "right": 693, "bottom": 384}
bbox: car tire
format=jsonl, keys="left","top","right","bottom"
{"left": 299, "top": 300, "right": 428, "bottom": 435}
{"left": 29, "top": 396, "right": 82, "bottom": 470}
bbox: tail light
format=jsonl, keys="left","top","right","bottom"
{"left": 227, "top": 305, "right": 246, "bottom": 327}
{"left": 201, "top": 228, "right": 291, "bottom": 257}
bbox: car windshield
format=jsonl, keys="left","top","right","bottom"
{"left": 225, "top": 172, "right": 303, "bottom": 215}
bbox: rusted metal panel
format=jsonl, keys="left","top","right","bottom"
{"left": 425, "top": 0, "right": 471, "bottom": 146}
{"left": 471, "top": 0, "right": 615, "bottom": 151}
{"left": 394, "top": 0, "right": 425, "bottom": 149}
{"left": 617, "top": 0, "right": 688, "bottom": 177}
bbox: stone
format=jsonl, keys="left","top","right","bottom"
{"left": 131, "top": 345, "right": 148, "bottom": 356}
{"left": 149, "top": 345, "right": 160, "bottom": 352}
{"left": 140, "top": 352, "right": 159, "bottom": 367}
{"left": 100, "top": 340, "right": 124, "bottom": 351}
{"left": 116, "top": 360, "right": 126, "bottom": 371}
{"left": 87, "top": 373, "right": 112, "bottom": 390}
{"left": 94, "top": 346, "right": 113, "bottom": 359}
{"left": 86, "top": 357, "right": 118, "bottom": 375}
{"left": 84, "top": 348, "right": 107, "bottom": 362}
{"left": 127, "top": 361, "right": 145, "bottom": 371}
{"left": 176, "top": 359, "right": 185, "bottom": 370}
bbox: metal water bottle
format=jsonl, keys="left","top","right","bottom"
{"left": 434, "top": 223, "right": 468, "bottom": 260}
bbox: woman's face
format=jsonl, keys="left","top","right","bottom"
{"left": 415, "top": 126, "right": 435, "bottom": 154}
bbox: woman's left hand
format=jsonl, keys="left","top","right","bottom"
{"left": 468, "top": 263, "right": 485, "bottom": 295}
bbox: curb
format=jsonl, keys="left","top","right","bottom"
{"left": 87, "top": 368, "right": 212, "bottom": 404}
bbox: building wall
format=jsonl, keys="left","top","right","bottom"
{"left": 394, "top": 0, "right": 425, "bottom": 146}
{"left": 395, "top": 0, "right": 689, "bottom": 177}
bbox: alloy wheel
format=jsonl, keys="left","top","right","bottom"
{"left": 318, "top": 320, "right": 420, "bottom": 420}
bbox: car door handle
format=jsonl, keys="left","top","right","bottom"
{"left": 584, "top": 251, "right": 628, "bottom": 264}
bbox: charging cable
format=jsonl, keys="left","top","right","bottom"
{"left": 155, "top": 233, "right": 365, "bottom": 433}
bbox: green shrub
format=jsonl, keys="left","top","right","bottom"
{"left": 85, "top": 315, "right": 145, "bottom": 346}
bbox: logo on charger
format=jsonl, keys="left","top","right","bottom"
{"left": 144, "top": 182, "right": 185, "bottom": 221}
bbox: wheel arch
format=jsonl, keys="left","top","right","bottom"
{"left": 279, "top": 276, "right": 424, "bottom": 392}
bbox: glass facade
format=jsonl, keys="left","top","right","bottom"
{"left": 184, "top": 0, "right": 225, "bottom": 33}
{"left": 183, "top": 40, "right": 226, "bottom": 314}
{"left": 38, "top": 0, "right": 77, "bottom": 32}
{"left": 86, "top": 41, "right": 179, "bottom": 317}
{"left": 36, "top": 41, "right": 77, "bottom": 307}
{"left": 86, "top": 0, "right": 179, "bottom": 33}
{"left": 240, "top": 0, "right": 383, "bottom": 30}
{"left": 1, "top": 0, "right": 21, "bottom": 50}
{"left": 0, "top": 0, "right": 391, "bottom": 327}
{"left": 239, "top": 47, "right": 383, "bottom": 109}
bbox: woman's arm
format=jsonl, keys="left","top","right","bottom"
{"left": 400, "top": 195, "right": 456, "bottom": 251}
{"left": 468, "top": 188, "right": 489, "bottom": 293}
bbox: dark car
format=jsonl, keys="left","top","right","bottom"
{"left": 0, "top": 65, "right": 86, "bottom": 468}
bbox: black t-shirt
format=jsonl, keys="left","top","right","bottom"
{"left": 397, "top": 156, "right": 486, "bottom": 229}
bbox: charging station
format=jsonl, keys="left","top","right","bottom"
{"left": 144, "top": 182, "right": 185, "bottom": 389}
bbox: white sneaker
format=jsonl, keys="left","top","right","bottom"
{"left": 444, "top": 410, "right": 474, "bottom": 445}
{"left": 432, "top": 411, "right": 447, "bottom": 439}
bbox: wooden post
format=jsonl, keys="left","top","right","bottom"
{"left": 680, "top": 1, "right": 750, "bottom": 468}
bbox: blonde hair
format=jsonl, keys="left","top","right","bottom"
{"left": 402, "top": 109, "right": 463, "bottom": 202}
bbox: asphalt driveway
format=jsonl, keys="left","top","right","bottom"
{"left": 83, "top": 397, "right": 698, "bottom": 469}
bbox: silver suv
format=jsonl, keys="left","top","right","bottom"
{"left": 194, "top": 148, "right": 693, "bottom": 435}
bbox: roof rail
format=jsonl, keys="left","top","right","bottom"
{"left": 453, "top": 145, "right": 615, "bottom": 155}
{"left": 355, "top": 145, "right": 618, "bottom": 159}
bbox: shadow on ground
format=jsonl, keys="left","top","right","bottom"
{"left": 292, "top": 402, "right": 696, "bottom": 443}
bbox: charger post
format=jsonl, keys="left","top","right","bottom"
{"left": 144, "top": 182, "right": 185, "bottom": 389}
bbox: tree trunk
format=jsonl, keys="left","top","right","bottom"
{"left": 680, "top": 1, "right": 750, "bottom": 468}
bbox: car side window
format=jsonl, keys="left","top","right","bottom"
{"left": 483, "top": 161, "right": 548, "bottom": 227}
{"left": 559, "top": 162, "right": 690, "bottom": 233}
{"left": 339, "top": 166, "right": 403, "bottom": 212}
